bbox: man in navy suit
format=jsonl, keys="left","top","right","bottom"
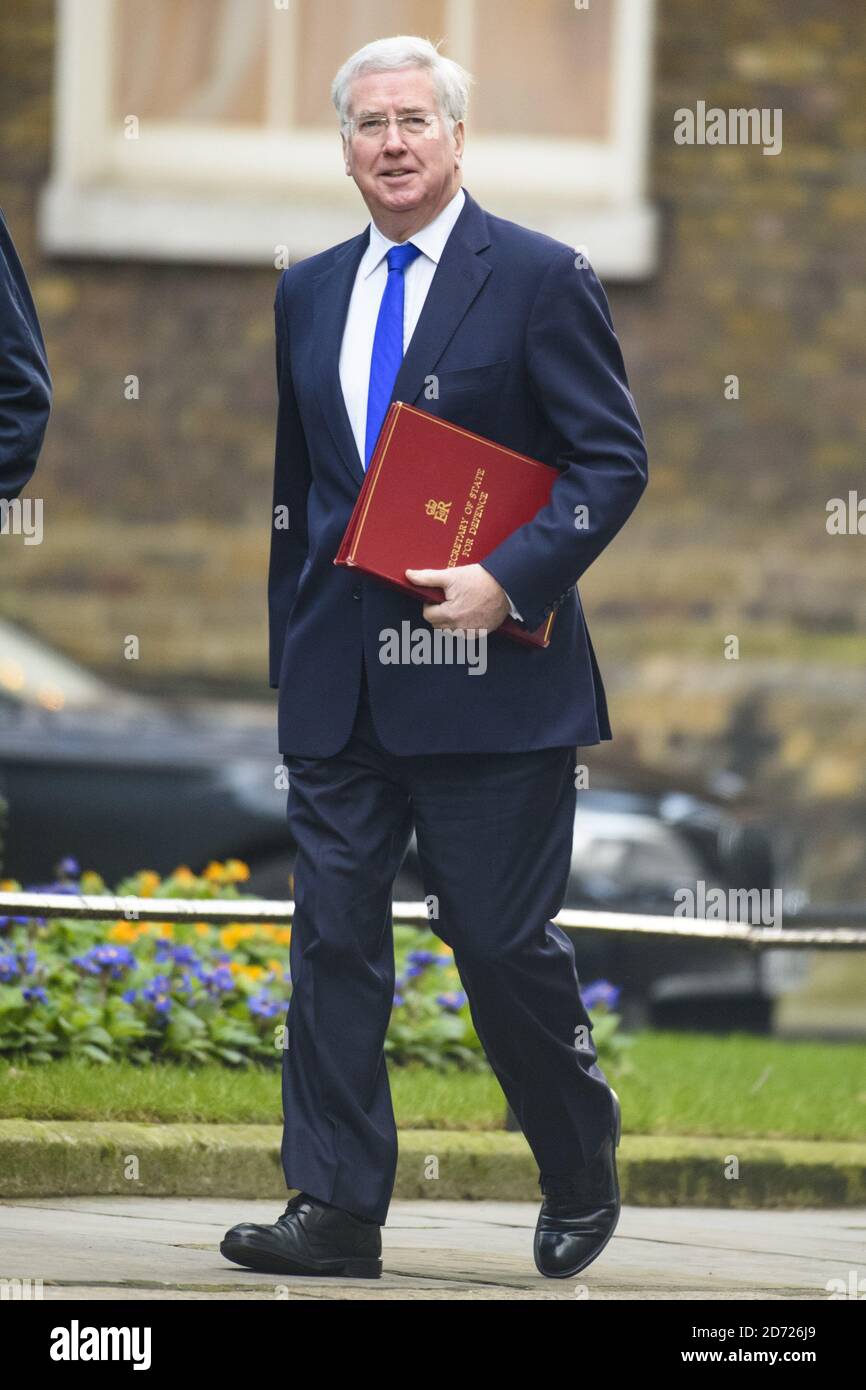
{"left": 222, "top": 34, "right": 647, "bottom": 1283}
{"left": 0, "top": 209, "right": 51, "bottom": 501}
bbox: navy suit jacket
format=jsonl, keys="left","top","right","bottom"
{"left": 268, "top": 187, "right": 647, "bottom": 756}
{"left": 0, "top": 209, "right": 51, "bottom": 501}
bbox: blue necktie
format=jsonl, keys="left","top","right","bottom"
{"left": 364, "top": 241, "right": 423, "bottom": 469}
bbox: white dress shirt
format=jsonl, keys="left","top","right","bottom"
{"left": 338, "top": 185, "right": 522, "bottom": 622}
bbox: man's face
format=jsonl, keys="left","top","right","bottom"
{"left": 341, "top": 67, "right": 464, "bottom": 233}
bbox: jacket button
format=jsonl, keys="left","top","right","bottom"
{"left": 352, "top": 587, "right": 361, "bottom": 600}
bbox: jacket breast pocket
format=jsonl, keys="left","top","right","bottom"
{"left": 433, "top": 359, "right": 510, "bottom": 396}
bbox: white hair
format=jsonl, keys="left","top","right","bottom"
{"left": 331, "top": 34, "right": 473, "bottom": 132}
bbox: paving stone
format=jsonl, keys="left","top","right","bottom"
{"left": 1, "top": 1197, "right": 862, "bottom": 1300}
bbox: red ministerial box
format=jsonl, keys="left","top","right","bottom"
{"left": 334, "top": 401, "right": 559, "bottom": 647}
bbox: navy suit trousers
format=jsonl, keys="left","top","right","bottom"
{"left": 280, "top": 658, "right": 617, "bottom": 1224}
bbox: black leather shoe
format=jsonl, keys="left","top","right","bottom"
{"left": 534, "top": 1087, "right": 622, "bottom": 1279}
{"left": 220, "top": 1192, "right": 382, "bottom": 1278}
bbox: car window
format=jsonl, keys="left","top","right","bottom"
{"left": 0, "top": 620, "right": 112, "bottom": 710}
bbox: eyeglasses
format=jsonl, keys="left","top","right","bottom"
{"left": 345, "top": 111, "right": 441, "bottom": 141}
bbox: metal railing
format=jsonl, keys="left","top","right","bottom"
{"left": 3, "top": 892, "right": 866, "bottom": 947}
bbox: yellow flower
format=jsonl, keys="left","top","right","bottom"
{"left": 224, "top": 859, "right": 250, "bottom": 883}
{"left": 219, "top": 924, "right": 257, "bottom": 951}
{"left": 137, "top": 870, "right": 162, "bottom": 897}
{"left": 107, "top": 921, "right": 140, "bottom": 943}
{"left": 203, "top": 861, "right": 226, "bottom": 883}
{"left": 144, "top": 921, "right": 174, "bottom": 938}
{"left": 171, "top": 866, "right": 197, "bottom": 883}
{"left": 194, "top": 922, "right": 212, "bottom": 937}
{"left": 0, "top": 878, "right": 20, "bottom": 891}
{"left": 266, "top": 958, "right": 285, "bottom": 977}
{"left": 232, "top": 963, "right": 265, "bottom": 980}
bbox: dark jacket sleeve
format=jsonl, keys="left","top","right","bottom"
{"left": 0, "top": 208, "right": 51, "bottom": 500}
{"left": 267, "top": 270, "right": 312, "bottom": 689}
{"left": 479, "top": 247, "right": 647, "bottom": 633}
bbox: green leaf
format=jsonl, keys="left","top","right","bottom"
{"left": 74, "top": 1043, "right": 112, "bottom": 1063}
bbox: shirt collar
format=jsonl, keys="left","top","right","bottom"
{"left": 362, "top": 186, "right": 466, "bottom": 277}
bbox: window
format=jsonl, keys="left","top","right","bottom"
{"left": 40, "top": 0, "right": 657, "bottom": 278}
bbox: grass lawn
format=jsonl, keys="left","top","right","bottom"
{"left": 2, "top": 1031, "right": 864, "bottom": 1141}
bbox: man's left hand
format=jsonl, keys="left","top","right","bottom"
{"left": 405, "top": 564, "right": 510, "bottom": 632}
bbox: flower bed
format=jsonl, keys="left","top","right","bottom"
{"left": 0, "top": 858, "right": 627, "bottom": 1072}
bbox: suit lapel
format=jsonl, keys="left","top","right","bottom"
{"left": 390, "top": 189, "right": 493, "bottom": 416}
{"left": 312, "top": 231, "right": 370, "bottom": 487}
{"left": 312, "top": 187, "right": 493, "bottom": 489}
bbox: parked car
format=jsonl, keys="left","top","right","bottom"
{"left": 0, "top": 619, "right": 293, "bottom": 896}
{"left": 393, "top": 768, "right": 805, "bottom": 1034}
{"left": 0, "top": 619, "right": 805, "bottom": 1030}
{"left": 494, "top": 778, "right": 798, "bottom": 1125}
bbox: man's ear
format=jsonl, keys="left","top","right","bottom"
{"left": 452, "top": 119, "right": 465, "bottom": 165}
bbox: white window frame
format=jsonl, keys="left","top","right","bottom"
{"left": 39, "top": 0, "right": 658, "bottom": 279}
